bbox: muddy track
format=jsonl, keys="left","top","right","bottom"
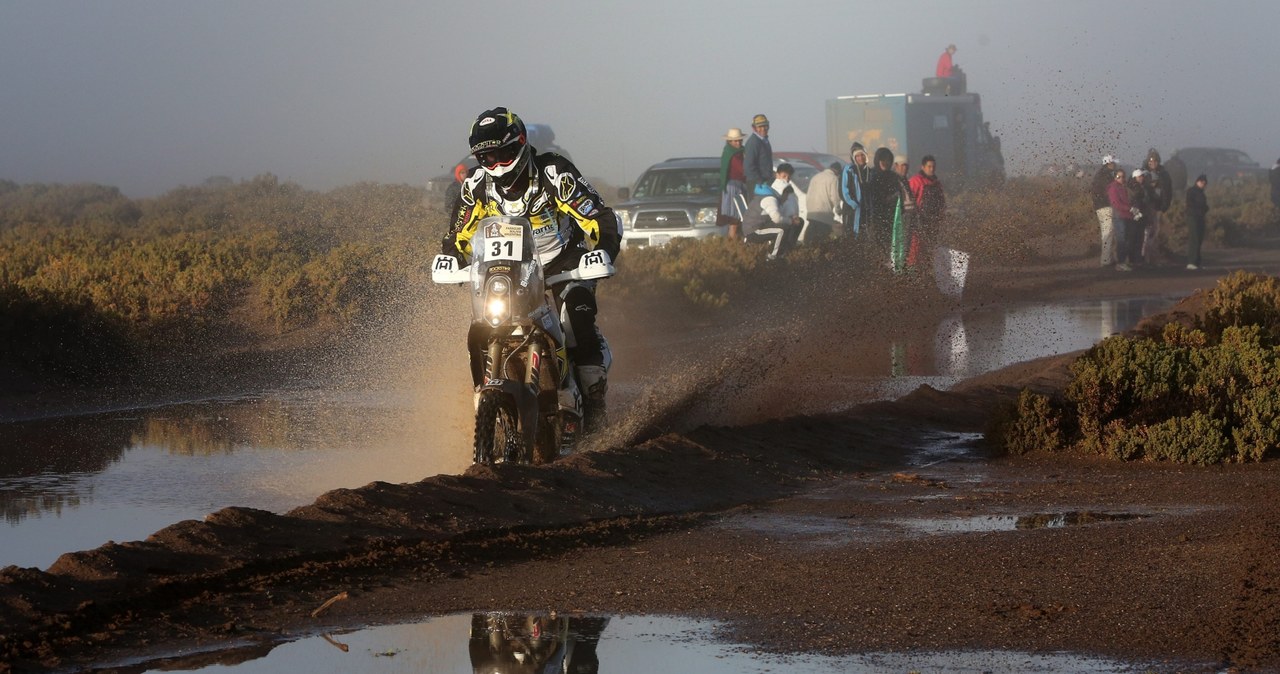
{"left": 0, "top": 402, "right": 955, "bottom": 673}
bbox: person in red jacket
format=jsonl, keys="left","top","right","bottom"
{"left": 936, "top": 44, "right": 957, "bottom": 78}
{"left": 908, "top": 155, "right": 946, "bottom": 272}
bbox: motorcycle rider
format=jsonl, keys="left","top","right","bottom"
{"left": 442, "top": 107, "right": 621, "bottom": 434}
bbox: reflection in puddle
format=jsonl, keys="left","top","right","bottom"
{"left": 107, "top": 612, "right": 1182, "bottom": 673}
{"left": 895, "top": 511, "right": 1149, "bottom": 535}
{"left": 0, "top": 389, "right": 473, "bottom": 569}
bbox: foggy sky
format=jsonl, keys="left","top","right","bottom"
{"left": 2, "top": 0, "right": 1276, "bottom": 197}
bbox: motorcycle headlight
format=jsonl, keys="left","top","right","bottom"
{"left": 694, "top": 207, "right": 718, "bottom": 226}
{"left": 485, "top": 276, "right": 511, "bottom": 326}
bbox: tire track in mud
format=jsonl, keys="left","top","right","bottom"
{"left": 1218, "top": 514, "right": 1280, "bottom": 669}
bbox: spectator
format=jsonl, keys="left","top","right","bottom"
{"left": 718, "top": 127, "right": 747, "bottom": 239}
{"left": 442, "top": 160, "right": 472, "bottom": 238}
{"left": 893, "top": 155, "right": 910, "bottom": 179}
{"left": 1126, "top": 169, "right": 1151, "bottom": 266}
{"left": 1107, "top": 168, "right": 1137, "bottom": 271}
{"left": 866, "top": 147, "right": 900, "bottom": 264}
{"left": 743, "top": 114, "right": 774, "bottom": 200}
{"left": 936, "top": 44, "right": 957, "bottom": 78}
{"left": 742, "top": 163, "right": 803, "bottom": 261}
{"left": 1185, "top": 174, "right": 1209, "bottom": 270}
{"left": 893, "top": 155, "right": 916, "bottom": 270}
{"left": 840, "top": 143, "right": 869, "bottom": 239}
{"left": 1143, "top": 149, "right": 1173, "bottom": 261}
{"left": 1271, "top": 157, "right": 1280, "bottom": 211}
{"left": 1090, "top": 155, "right": 1120, "bottom": 267}
{"left": 804, "top": 161, "right": 842, "bottom": 242}
{"left": 773, "top": 163, "right": 801, "bottom": 224}
{"left": 908, "top": 155, "right": 946, "bottom": 273}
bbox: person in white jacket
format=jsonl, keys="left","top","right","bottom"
{"left": 742, "top": 163, "right": 803, "bottom": 260}
{"left": 803, "top": 162, "right": 842, "bottom": 241}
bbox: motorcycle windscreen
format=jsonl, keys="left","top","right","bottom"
{"left": 470, "top": 216, "right": 545, "bottom": 320}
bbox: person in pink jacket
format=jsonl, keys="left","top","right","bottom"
{"left": 1107, "top": 168, "right": 1141, "bottom": 271}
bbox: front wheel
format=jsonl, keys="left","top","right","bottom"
{"left": 474, "top": 392, "right": 521, "bottom": 465}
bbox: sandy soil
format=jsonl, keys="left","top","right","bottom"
{"left": 3, "top": 234, "right": 1280, "bottom": 673}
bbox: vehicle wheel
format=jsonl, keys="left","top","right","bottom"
{"left": 474, "top": 393, "right": 519, "bottom": 465}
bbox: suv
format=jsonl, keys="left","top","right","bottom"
{"left": 1170, "top": 147, "right": 1268, "bottom": 186}
{"left": 617, "top": 157, "right": 724, "bottom": 249}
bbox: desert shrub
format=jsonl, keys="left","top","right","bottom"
{"left": 1143, "top": 413, "right": 1231, "bottom": 465}
{"left": 1196, "top": 271, "right": 1280, "bottom": 345}
{"left": 0, "top": 178, "right": 439, "bottom": 377}
{"left": 0, "top": 284, "right": 135, "bottom": 383}
{"left": 996, "top": 315, "right": 1280, "bottom": 464}
{"left": 609, "top": 236, "right": 763, "bottom": 309}
{"left": 989, "top": 389, "right": 1063, "bottom": 456}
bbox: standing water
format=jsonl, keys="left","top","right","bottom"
{"left": 0, "top": 296, "right": 1176, "bottom": 569}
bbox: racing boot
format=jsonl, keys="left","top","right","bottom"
{"left": 557, "top": 376, "right": 583, "bottom": 454}
{"left": 577, "top": 364, "right": 608, "bottom": 434}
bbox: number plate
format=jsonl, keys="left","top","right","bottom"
{"left": 483, "top": 222, "right": 524, "bottom": 261}
{"left": 650, "top": 234, "right": 671, "bottom": 247}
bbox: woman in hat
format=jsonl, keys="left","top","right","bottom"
{"left": 719, "top": 127, "right": 748, "bottom": 239}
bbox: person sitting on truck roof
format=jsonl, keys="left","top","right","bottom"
{"left": 936, "top": 44, "right": 957, "bottom": 78}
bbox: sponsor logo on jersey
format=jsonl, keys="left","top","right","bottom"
{"left": 557, "top": 173, "right": 576, "bottom": 202}
{"left": 575, "top": 199, "right": 595, "bottom": 216}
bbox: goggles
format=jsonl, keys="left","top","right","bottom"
{"left": 474, "top": 143, "right": 522, "bottom": 169}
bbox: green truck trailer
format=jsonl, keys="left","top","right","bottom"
{"left": 826, "top": 82, "right": 1005, "bottom": 189}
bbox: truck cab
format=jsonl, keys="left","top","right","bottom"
{"left": 825, "top": 81, "right": 1004, "bottom": 190}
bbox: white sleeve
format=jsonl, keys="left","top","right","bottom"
{"left": 762, "top": 196, "right": 785, "bottom": 224}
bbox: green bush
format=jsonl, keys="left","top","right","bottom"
{"left": 995, "top": 280, "right": 1280, "bottom": 465}
{"left": 610, "top": 236, "right": 764, "bottom": 309}
{"left": 989, "top": 389, "right": 1063, "bottom": 456}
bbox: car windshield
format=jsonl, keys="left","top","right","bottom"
{"left": 789, "top": 165, "right": 819, "bottom": 191}
{"left": 632, "top": 168, "right": 720, "bottom": 198}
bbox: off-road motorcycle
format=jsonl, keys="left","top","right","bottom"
{"left": 432, "top": 215, "right": 614, "bottom": 465}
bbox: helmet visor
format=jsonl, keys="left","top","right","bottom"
{"left": 475, "top": 144, "right": 523, "bottom": 170}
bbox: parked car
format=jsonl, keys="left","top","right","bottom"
{"left": 1170, "top": 147, "right": 1268, "bottom": 186}
{"left": 774, "top": 151, "right": 844, "bottom": 176}
{"left": 617, "top": 157, "right": 724, "bottom": 249}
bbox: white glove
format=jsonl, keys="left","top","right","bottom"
{"left": 1130, "top": 207, "right": 1143, "bottom": 220}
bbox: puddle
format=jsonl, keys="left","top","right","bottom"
{"left": 0, "top": 296, "right": 1180, "bottom": 570}
{"left": 95, "top": 611, "right": 1193, "bottom": 673}
{"left": 908, "top": 431, "right": 985, "bottom": 467}
{"left": 893, "top": 511, "right": 1149, "bottom": 535}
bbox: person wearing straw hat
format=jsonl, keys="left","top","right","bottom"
{"left": 718, "top": 127, "right": 748, "bottom": 239}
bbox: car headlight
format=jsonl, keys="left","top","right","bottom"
{"left": 616, "top": 209, "right": 635, "bottom": 230}
{"left": 694, "top": 207, "right": 718, "bottom": 226}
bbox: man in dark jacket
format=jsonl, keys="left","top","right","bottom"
{"left": 1186, "top": 174, "right": 1210, "bottom": 269}
{"left": 1143, "top": 149, "right": 1173, "bottom": 260}
{"left": 1090, "top": 155, "right": 1120, "bottom": 266}
{"left": 743, "top": 114, "right": 774, "bottom": 201}
{"left": 866, "top": 147, "right": 901, "bottom": 264}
